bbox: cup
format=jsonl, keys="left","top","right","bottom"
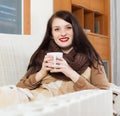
{"left": 47, "top": 52, "right": 63, "bottom": 66}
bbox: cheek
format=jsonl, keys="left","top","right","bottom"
{"left": 70, "top": 31, "right": 74, "bottom": 37}
{"left": 52, "top": 33, "right": 59, "bottom": 40}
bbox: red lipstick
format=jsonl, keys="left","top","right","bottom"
{"left": 59, "top": 37, "right": 69, "bottom": 42}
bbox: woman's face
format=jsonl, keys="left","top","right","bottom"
{"left": 52, "top": 18, "right": 73, "bottom": 52}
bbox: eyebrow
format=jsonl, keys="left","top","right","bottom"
{"left": 52, "top": 24, "right": 72, "bottom": 28}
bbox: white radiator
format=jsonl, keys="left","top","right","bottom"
{"left": 0, "top": 90, "right": 113, "bottom": 116}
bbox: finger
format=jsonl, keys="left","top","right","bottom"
{"left": 51, "top": 64, "right": 65, "bottom": 72}
{"left": 56, "top": 57, "right": 64, "bottom": 61}
{"left": 56, "top": 59, "right": 67, "bottom": 67}
{"left": 50, "top": 68, "right": 61, "bottom": 73}
{"left": 44, "top": 56, "right": 53, "bottom": 63}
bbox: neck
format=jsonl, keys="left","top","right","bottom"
{"left": 62, "top": 47, "right": 73, "bottom": 54}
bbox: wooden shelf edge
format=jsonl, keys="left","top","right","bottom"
{"left": 24, "top": 0, "right": 31, "bottom": 34}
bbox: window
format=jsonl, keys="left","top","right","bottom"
{"left": 0, "top": 0, "right": 22, "bottom": 34}
{"left": 0, "top": 0, "right": 30, "bottom": 35}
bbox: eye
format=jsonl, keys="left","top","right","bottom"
{"left": 67, "top": 26, "right": 72, "bottom": 29}
{"left": 66, "top": 26, "right": 72, "bottom": 30}
{"left": 53, "top": 27, "right": 60, "bottom": 31}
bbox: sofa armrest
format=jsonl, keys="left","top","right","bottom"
{"left": 0, "top": 35, "right": 41, "bottom": 86}
{"left": 0, "top": 90, "right": 113, "bottom": 116}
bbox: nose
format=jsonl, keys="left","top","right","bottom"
{"left": 60, "top": 29, "right": 67, "bottom": 36}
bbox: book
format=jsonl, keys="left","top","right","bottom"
{"left": 94, "top": 21, "right": 100, "bottom": 34}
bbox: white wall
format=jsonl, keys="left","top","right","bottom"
{"left": 31, "top": 0, "right": 53, "bottom": 39}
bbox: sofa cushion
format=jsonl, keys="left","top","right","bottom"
{"left": 0, "top": 35, "right": 41, "bottom": 86}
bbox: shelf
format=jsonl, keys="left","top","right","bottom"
{"left": 72, "top": 0, "right": 109, "bottom": 36}
{"left": 72, "top": 0, "right": 90, "bottom": 9}
{"left": 90, "top": 0, "right": 104, "bottom": 13}
{"left": 72, "top": 6, "right": 106, "bottom": 35}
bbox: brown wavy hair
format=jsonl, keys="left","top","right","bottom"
{"left": 27, "top": 10, "right": 103, "bottom": 76}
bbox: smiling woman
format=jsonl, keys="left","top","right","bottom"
{"left": 0, "top": 0, "right": 30, "bottom": 34}
{"left": 0, "top": 10, "right": 110, "bottom": 109}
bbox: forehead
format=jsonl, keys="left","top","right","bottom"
{"left": 52, "top": 18, "right": 71, "bottom": 27}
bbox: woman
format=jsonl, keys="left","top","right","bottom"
{"left": 16, "top": 10, "right": 109, "bottom": 98}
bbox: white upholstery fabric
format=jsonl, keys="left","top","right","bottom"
{"left": 0, "top": 90, "right": 113, "bottom": 116}
{"left": 0, "top": 34, "right": 41, "bottom": 86}
{"left": 0, "top": 35, "right": 113, "bottom": 115}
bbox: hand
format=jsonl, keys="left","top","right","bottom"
{"left": 50, "top": 57, "right": 80, "bottom": 82}
{"left": 41, "top": 55, "right": 54, "bottom": 74}
{"left": 35, "top": 55, "right": 54, "bottom": 82}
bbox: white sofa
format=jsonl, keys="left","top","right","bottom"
{"left": 0, "top": 34, "right": 41, "bottom": 86}
{"left": 0, "top": 34, "right": 113, "bottom": 116}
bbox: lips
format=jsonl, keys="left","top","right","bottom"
{"left": 59, "top": 37, "right": 69, "bottom": 42}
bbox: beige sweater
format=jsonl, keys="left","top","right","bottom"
{"left": 16, "top": 65, "right": 109, "bottom": 97}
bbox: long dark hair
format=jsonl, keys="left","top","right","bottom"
{"left": 28, "top": 10, "right": 103, "bottom": 71}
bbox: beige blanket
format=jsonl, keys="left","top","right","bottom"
{"left": 0, "top": 81, "right": 73, "bottom": 108}
{"left": 0, "top": 85, "right": 34, "bottom": 108}
{"left": 0, "top": 67, "right": 91, "bottom": 108}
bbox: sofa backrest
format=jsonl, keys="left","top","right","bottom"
{"left": 0, "top": 34, "right": 41, "bottom": 86}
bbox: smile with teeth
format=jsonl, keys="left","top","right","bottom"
{"left": 59, "top": 37, "right": 69, "bottom": 42}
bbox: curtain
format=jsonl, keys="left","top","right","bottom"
{"left": 110, "top": 0, "right": 120, "bottom": 85}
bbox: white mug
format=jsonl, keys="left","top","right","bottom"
{"left": 47, "top": 52, "right": 63, "bottom": 66}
